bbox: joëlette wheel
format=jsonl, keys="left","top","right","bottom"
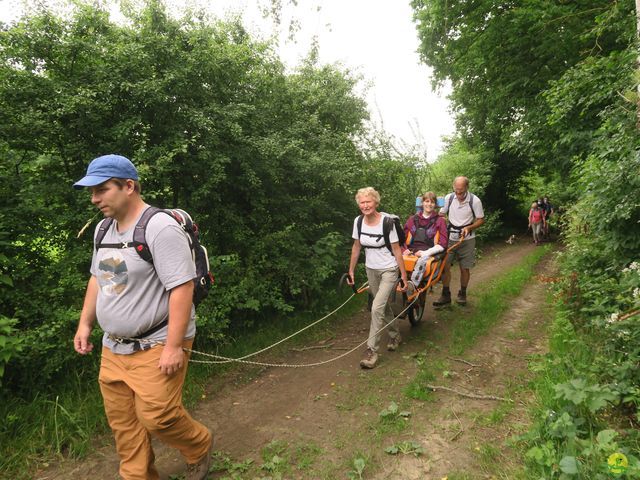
{"left": 408, "top": 291, "right": 425, "bottom": 325}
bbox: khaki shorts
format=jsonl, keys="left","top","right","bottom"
{"left": 447, "top": 237, "right": 476, "bottom": 269}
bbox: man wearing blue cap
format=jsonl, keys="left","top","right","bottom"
{"left": 73, "top": 155, "right": 213, "bottom": 480}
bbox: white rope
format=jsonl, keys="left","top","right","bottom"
{"left": 192, "top": 283, "right": 368, "bottom": 364}
{"left": 108, "top": 281, "right": 370, "bottom": 363}
{"left": 186, "top": 292, "right": 419, "bottom": 368}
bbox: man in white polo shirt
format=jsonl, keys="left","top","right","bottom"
{"left": 433, "top": 176, "right": 485, "bottom": 307}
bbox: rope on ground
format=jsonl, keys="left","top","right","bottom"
{"left": 187, "top": 292, "right": 419, "bottom": 368}
{"left": 425, "top": 384, "right": 512, "bottom": 402}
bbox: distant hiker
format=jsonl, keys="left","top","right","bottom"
{"left": 72, "top": 155, "right": 213, "bottom": 480}
{"left": 433, "top": 176, "right": 485, "bottom": 307}
{"left": 347, "top": 187, "right": 408, "bottom": 369}
{"left": 529, "top": 200, "right": 546, "bottom": 245}
{"left": 542, "top": 196, "right": 554, "bottom": 238}
{"left": 403, "top": 191, "right": 449, "bottom": 286}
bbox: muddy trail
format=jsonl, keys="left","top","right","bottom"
{"left": 40, "top": 239, "right": 556, "bottom": 480}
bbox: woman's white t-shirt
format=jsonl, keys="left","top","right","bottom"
{"left": 352, "top": 213, "right": 399, "bottom": 270}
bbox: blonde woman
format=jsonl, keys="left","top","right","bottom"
{"left": 347, "top": 187, "right": 408, "bottom": 369}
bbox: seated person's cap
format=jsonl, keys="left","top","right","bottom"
{"left": 73, "top": 154, "right": 138, "bottom": 189}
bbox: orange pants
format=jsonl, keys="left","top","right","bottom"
{"left": 99, "top": 340, "right": 211, "bottom": 480}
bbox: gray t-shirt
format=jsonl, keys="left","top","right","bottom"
{"left": 91, "top": 206, "right": 196, "bottom": 354}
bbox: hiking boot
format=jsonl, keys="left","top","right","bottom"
{"left": 387, "top": 334, "right": 402, "bottom": 352}
{"left": 433, "top": 293, "right": 451, "bottom": 308}
{"left": 186, "top": 432, "right": 214, "bottom": 480}
{"left": 359, "top": 348, "right": 378, "bottom": 369}
{"left": 456, "top": 290, "right": 467, "bottom": 306}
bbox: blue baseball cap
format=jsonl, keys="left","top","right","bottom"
{"left": 73, "top": 154, "right": 138, "bottom": 189}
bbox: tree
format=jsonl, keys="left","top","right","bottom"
{"left": 411, "top": 0, "right": 636, "bottom": 218}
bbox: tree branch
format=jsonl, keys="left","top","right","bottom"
{"left": 426, "top": 384, "right": 512, "bottom": 402}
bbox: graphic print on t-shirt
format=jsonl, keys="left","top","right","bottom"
{"left": 97, "top": 250, "right": 128, "bottom": 296}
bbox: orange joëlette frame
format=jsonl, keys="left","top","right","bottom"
{"left": 404, "top": 235, "right": 464, "bottom": 302}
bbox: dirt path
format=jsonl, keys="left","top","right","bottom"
{"left": 39, "top": 239, "right": 555, "bottom": 480}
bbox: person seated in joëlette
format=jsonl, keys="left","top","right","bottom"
{"left": 403, "top": 191, "right": 448, "bottom": 286}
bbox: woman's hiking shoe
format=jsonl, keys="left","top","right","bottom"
{"left": 387, "top": 334, "right": 402, "bottom": 351}
{"left": 360, "top": 348, "right": 378, "bottom": 369}
{"left": 456, "top": 290, "right": 467, "bottom": 306}
{"left": 186, "top": 432, "right": 214, "bottom": 480}
{"left": 433, "top": 293, "right": 451, "bottom": 308}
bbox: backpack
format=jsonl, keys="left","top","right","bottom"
{"left": 356, "top": 213, "right": 406, "bottom": 253}
{"left": 95, "top": 207, "right": 213, "bottom": 307}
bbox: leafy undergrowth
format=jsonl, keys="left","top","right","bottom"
{"left": 517, "top": 257, "right": 640, "bottom": 479}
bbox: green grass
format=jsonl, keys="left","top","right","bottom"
{"left": 447, "top": 472, "right": 474, "bottom": 480}
{"left": 449, "top": 244, "right": 550, "bottom": 355}
{"left": 0, "top": 372, "right": 108, "bottom": 479}
{"left": 476, "top": 402, "right": 515, "bottom": 426}
{"left": 293, "top": 442, "right": 323, "bottom": 470}
{"left": 403, "top": 356, "right": 443, "bottom": 401}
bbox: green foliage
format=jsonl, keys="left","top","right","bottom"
{"left": 521, "top": 277, "right": 640, "bottom": 478}
{"left": 412, "top": 0, "right": 637, "bottom": 221}
{"left": 426, "top": 137, "right": 494, "bottom": 199}
{"left": 211, "top": 451, "right": 254, "bottom": 477}
{"left": 360, "top": 129, "right": 431, "bottom": 219}
{"left": 412, "top": 0, "right": 639, "bottom": 477}
{"left": 378, "top": 401, "right": 411, "bottom": 420}
{"left": 346, "top": 456, "right": 366, "bottom": 480}
{"left": 554, "top": 380, "right": 618, "bottom": 415}
{"left": 0, "top": 316, "right": 23, "bottom": 383}
{"left": 384, "top": 440, "right": 425, "bottom": 457}
{"left": 0, "top": 0, "right": 422, "bottom": 475}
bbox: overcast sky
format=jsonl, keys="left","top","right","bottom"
{"left": 0, "top": 0, "right": 454, "bottom": 158}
